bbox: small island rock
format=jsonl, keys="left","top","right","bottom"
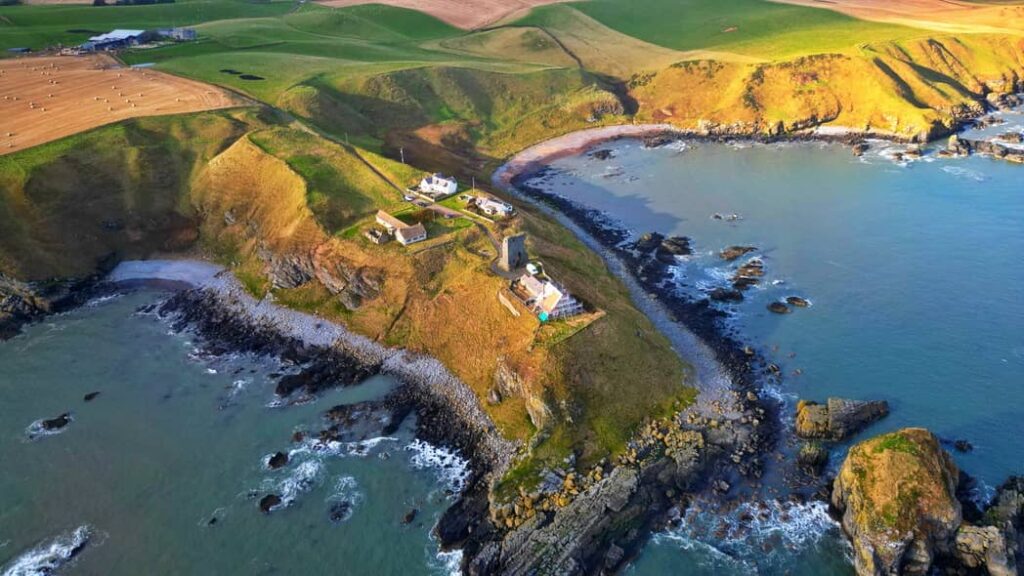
{"left": 267, "top": 451, "right": 289, "bottom": 470}
{"left": 42, "top": 412, "right": 72, "bottom": 431}
{"left": 832, "top": 428, "right": 961, "bottom": 576}
{"left": 259, "top": 494, "right": 282, "bottom": 514}
{"left": 795, "top": 398, "right": 889, "bottom": 441}
{"left": 785, "top": 296, "right": 810, "bottom": 308}
{"left": 767, "top": 302, "right": 790, "bottom": 314}
{"left": 720, "top": 246, "right": 757, "bottom": 261}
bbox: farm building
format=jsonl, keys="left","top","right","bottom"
{"left": 419, "top": 173, "right": 458, "bottom": 198}
{"left": 516, "top": 274, "right": 584, "bottom": 320}
{"left": 375, "top": 210, "right": 427, "bottom": 246}
{"left": 157, "top": 28, "right": 197, "bottom": 41}
{"left": 375, "top": 210, "right": 406, "bottom": 232}
{"left": 82, "top": 30, "right": 147, "bottom": 51}
{"left": 477, "top": 197, "right": 515, "bottom": 217}
{"left": 396, "top": 223, "right": 427, "bottom": 246}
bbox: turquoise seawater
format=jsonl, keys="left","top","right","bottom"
{"left": 0, "top": 292, "right": 461, "bottom": 575}
{"left": 525, "top": 130, "right": 1024, "bottom": 574}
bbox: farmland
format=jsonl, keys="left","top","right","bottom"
{"left": 0, "top": 53, "right": 240, "bottom": 154}
{"left": 315, "top": 0, "right": 571, "bottom": 29}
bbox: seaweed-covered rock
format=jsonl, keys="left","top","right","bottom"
{"left": 832, "top": 428, "right": 961, "bottom": 576}
{"left": 797, "top": 441, "right": 829, "bottom": 475}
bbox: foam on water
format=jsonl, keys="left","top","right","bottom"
{"left": 432, "top": 549, "right": 463, "bottom": 576}
{"left": 656, "top": 499, "right": 845, "bottom": 572}
{"left": 325, "top": 476, "right": 363, "bottom": 521}
{"left": 84, "top": 293, "right": 122, "bottom": 308}
{"left": 262, "top": 459, "right": 323, "bottom": 508}
{"left": 1, "top": 525, "right": 93, "bottom": 576}
{"left": 405, "top": 439, "right": 470, "bottom": 495}
{"left": 942, "top": 165, "right": 988, "bottom": 182}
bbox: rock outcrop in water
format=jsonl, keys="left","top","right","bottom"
{"left": 795, "top": 398, "right": 889, "bottom": 441}
{"left": 42, "top": 412, "right": 72, "bottom": 431}
{"left": 720, "top": 246, "right": 757, "bottom": 261}
{"left": 832, "top": 428, "right": 962, "bottom": 575}
{"left": 832, "top": 429, "right": 1024, "bottom": 576}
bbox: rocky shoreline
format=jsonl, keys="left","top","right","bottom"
{"left": 491, "top": 119, "right": 1024, "bottom": 574}
{"left": 477, "top": 137, "right": 795, "bottom": 574}
{"left": 140, "top": 267, "right": 517, "bottom": 483}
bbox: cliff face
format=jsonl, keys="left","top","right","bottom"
{"left": 832, "top": 428, "right": 962, "bottom": 575}
{"left": 631, "top": 35, "right": 1024, "bottom": 141}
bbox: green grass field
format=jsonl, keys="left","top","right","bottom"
{"left": 525, "top": 0, "right": 923, "bottom": 59}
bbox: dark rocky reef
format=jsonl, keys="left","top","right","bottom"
{"left": 0, "top": 256, "right": 119, "bottom": 340}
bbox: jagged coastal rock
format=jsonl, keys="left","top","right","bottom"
{"left": 719, "top": 246, "right": 757, "bottom": 261}
{"left": 832, "top": 429, "right": 1024, "bottom": 576}
{"left": 795, "top": 398, "right": 889, "bottom": 441}
{"left": 832, "top": 428, "right": 962, "bottom": 575}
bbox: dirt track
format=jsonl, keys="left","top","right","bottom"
{"left": 0, "top": 54, "right": 242, "bottom": 155}
{"left": 316, "top": 0, "right": 570, "bottom": 29}
{"left": 771, "top": 0, "right": 1024, "bottom": 34}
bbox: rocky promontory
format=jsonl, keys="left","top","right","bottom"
{"left": 832, "top": 428, "right": 1023, "bottom": 576}
{"left": 832, "top": 428, "right": 962, "bottom": 575}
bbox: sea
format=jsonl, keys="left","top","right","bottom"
{"left": 518, "top": 113, "right": 1024, "bottom": 575}
{"left": 2, "top": 112, "right": 1023, "bottom": 575}
{"left": 0, "top": 292, "right": 464, "bottom": 575}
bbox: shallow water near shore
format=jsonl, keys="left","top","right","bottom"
{"left": 0, "top": 291, "right": 461, "bottom": 575}
{"left": 523, "top": 137, "right": 1024, "bottom": 574}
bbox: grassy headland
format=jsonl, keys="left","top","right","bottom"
{"left": 2, "top": 0, "right": 1024, "bottom": 494}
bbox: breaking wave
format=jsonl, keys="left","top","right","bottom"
{"left": 1, "top": 525, "right": 93, "bottom": 576}
{"left": 405, "top": 439, "right": 470, "bottom": 495}
{"left": 261, "top": 459, "right": 323, "bottom": 509}
{"left": 325, "top": 476, "right": 363, "bottom": 522}
{"left": 654, "top": 499, "right": 846, "bottom": 573}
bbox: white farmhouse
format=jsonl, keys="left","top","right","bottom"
{"left": 517, "top": 274, "right": 584, "bottom": 320}
{"left": 419, "top": 174, "right": 458, "bottom": 197}
{"left": 395, "top": 223, "right": 427, "bottom": 246}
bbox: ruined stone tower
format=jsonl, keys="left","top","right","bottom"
{"left": 499, "top": 233, "right": 528, "bottom": 272}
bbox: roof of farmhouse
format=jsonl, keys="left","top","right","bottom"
{"left": 397, "top": 223, "right": 426, "bottom": 240}
{"left": 375, "top": 210, "right": 406, "bottom": 230}
{"left": 88, "top": 30, "right": 146, "bottom": 43}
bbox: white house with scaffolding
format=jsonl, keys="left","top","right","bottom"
{"left": 516, "top": 274, "right": 584, "bottom": 320}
